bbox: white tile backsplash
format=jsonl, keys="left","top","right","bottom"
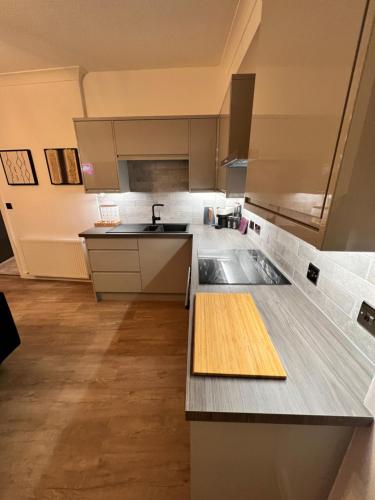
{"left": 243, "top": 208, "right": 375, "bottom": 364}
{"left": 97, "top": 191, "right": 243, "bottom": 225}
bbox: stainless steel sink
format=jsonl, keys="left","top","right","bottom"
{"left": 107, "top": 223, "right": 188, "bottom": 234}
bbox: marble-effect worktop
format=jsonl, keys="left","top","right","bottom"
{"left": 186, "top": 225, "right": 374, "bottom": 426}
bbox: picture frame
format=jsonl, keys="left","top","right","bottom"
{"left": 0, "top": 149, "right": 38, "bottom": 186}
{"left": 44, "top": 148, "right": 82, "bottom": 185}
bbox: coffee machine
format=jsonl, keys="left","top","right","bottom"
{"left": 215, "top": 207, "right": 234, "bottom": 228}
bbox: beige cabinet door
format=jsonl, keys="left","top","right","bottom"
{"left": 189, "top": 118, "right": 217, "bottom": 190}
{"left": 114, "top": 119, "right": 189, "bottom": 156}
{"left": 218, "top": 88, "right": 230, "bottom": 165}
{"left": 75, "top": 120, "right": 119, "bottom": 192}
{"left": 245, "top": 0, "right": 368, "bottom": 226}
{"left": 88, "top": 250, "right": 140, "bottom": 272}
{"left": 217, "top": 165, "right": 227, "bottom": 192}
{"left": 139, "top": 237, "right": 192, "bottom": 293}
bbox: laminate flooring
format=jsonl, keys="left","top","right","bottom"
{"left": 0, "top": 276, "right": 189, "bottom": 500}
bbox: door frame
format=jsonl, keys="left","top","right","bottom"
{"left": 0, "top": 192, "right": 23, "bottom": 277}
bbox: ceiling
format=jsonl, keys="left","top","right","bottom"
{"left": 0, "top": 0, "right": 239, "bottom": 73}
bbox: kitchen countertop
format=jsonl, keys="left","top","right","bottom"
{"left": 79, "top": 223, "right": 374, "bottom": 426}
{"left": 79, "top": 226, "right": 193, "bottom": 238}
{"left": 186, "top": 225, "right": 374, "bottom": 426}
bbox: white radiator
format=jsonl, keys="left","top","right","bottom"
{"left": 20, "top": 238, "right": 89, "bottom": 279}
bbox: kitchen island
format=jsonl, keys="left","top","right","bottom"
{"left": 185, "top": 225, "right": 374, "bottom": 500}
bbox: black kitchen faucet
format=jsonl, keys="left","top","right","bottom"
{"left": 152, "top": 203, "right": 164, "bottom": 225}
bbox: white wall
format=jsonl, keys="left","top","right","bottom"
{"left": 0, "top": 68, "right": 98, "bottom": 276}
{"left": 83, "top": 1, "right": 262, "bottom": 117}
{"left": 83, "top": 67, "right": 223, "bottom": 117}
{"left": 0, "top": 2, "right": 262, "bottom": 278}
{"left": 220, "top": 0, "right": 261, "bottom": 88}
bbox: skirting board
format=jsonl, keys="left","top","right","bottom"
{"left": 97, "top": 292, "right": 185, "bottom": 302}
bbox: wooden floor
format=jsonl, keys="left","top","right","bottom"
{"left": 0, "top": 276, "right": 190, "bottom": 500}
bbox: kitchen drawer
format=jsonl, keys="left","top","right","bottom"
{"left": 92, "top": 272, "right": 142, "bottom": 292}
{"left": 85, "top": 238, "right": 138, "bottom": 250}
{"left": 89, "top": 250, "right": 140, "bottom": 272}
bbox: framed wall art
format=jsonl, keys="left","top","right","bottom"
{"left": 44, "top": 148, "right": 82, "bottom": 185}
{"left": 0, "top": 149, "right": 38, "bottom": 185}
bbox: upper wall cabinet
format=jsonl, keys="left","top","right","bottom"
{"left": 189, "top": 118, "right": 217, "bottom": 191}
{"left": 74, "top": 120, "right": 126, "bottom": 193}
{"left": 114, "top": 119, "right": 189, "bottom": 157}
{"left": 245, "top": 0, "right": 375, "bottom": 250}
{"left": 75, "top": 116, "right": 218, "bottom": 193}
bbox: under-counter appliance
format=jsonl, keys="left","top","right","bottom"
{"left": 198, "top": 249, "right": 290, "bottom": 285}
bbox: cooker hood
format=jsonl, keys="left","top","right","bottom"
{"left": 222, "top": 158, "right": 248, "bottom": 168}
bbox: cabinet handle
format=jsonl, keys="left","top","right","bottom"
{"left": 185, "top": 266, "right": 191, "bottom": 310}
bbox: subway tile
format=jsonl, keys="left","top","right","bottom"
{"left": 367, "top": 260, "right": 375, "bottom": 286}
{"left": 298, "top": 241, "right": 317, "bottom": 262}
{"left": 331, "top": 266, "right": 375, "bottom": 306}
{"left": 276, "top": 228, "right": 299, "bottom": 255}
{"left": 324, "top": 251, "right": 371, "bottom": 279}
{"left": 320, "top": 295, "right": 352, "bottom": 331}
{"left": 294, "top": 256, "right": 309, "bottom": 276}
{"left": 293, "top": 270, "right": 327, "bottom": 310}
{"left": 343, "top": 321, "right": 375, "bottom": 364}
{"left": 318, "top": 276, "right": 356, "bottom": 316}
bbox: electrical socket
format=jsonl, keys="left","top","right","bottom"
{"left": 307, "top": 263, "right": 319, "bottom": 285}
{"left": 254, "top": 224, "right": 261, "bottom": 235}
{"left": 357, "top": 301, "right": 375, "bottom": 336}
{"left": 249, "top": 220, "right": 255, "bottom": 230}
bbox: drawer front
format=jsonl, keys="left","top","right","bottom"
{"left": 89, "top": 250, "right": 140, "bottom": 272}
{"left": 85, "top": 238, "right": 138, "bottom": 250}
{"left": 92, "top": 272, "right": 142, "bottom": 292}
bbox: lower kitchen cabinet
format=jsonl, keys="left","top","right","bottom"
{"left": 138, "top": 237, "right": 192, "bottom": 293}
{"left": 84, "top": 236, "right": 192, "bottom": 299}
{"left": 92, "top": 272, "right": 142, "bottom": 293}
{"left": 88, "top": 250, "right": 140, "bottom": 272}
{"left": 86, "top": 238, "right": 138, "bottom": 250}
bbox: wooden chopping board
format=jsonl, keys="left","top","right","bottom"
{"left": 193, "top": 293, "right": 286, "bottom": 379}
